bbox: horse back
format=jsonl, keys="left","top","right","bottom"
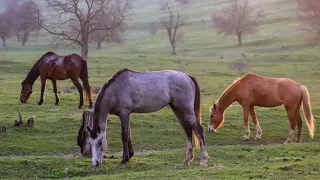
{"left": 237, "top": 74, "right": 301, "bottom": 107}
{"left": 38, "top": 53, "right": 84, "bottom": 80}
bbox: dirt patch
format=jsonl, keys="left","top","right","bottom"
{"left": 208, "top": 164, "right": 226, "bottom": 168}
{"left": 54, "top": 153, "right": 80, "bottom": 159}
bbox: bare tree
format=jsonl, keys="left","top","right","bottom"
{"left": 297, "top": 0, "right": 320, "bottom": 44}
{"left": 212, "top": 0, "right": 264, "bottom": 46}
{"left": 0, "top": 11, "right": 12, "bottom": 47}
{"left": 89, "top": 13, "right": 125, "bottom": 50}
{"left": 160, "top": 2, "right": 185, "bottom": 55}
{"left": 36, "top": 0, "right": 130, "bottom": 60}
{"left": 17, "top": 1, "right": 41, "bottom": 47}
{"left": 5, "top": 0, "right": 21, "bottom": 42}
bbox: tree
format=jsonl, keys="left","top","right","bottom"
{"left": 0, "top": 11, "right": 12, "bottom": 47}
{"left": 297, "top": 0, "right": 320, "bottom": 44}
{"left": 37, "top": 0, "right": 130, "bottom": 60}
{"left": 89, "top": 13, "right": 125, "bottom": 50}
{"left": 17, "top": 1, "right": 41, "bottom": 47}
{"left": 212, "top": 0, "right": 264, "bottom": 46}
{"left": 160, "top": 2, "right": 185, "bottom": 55}
{"left": 5, "top": 0, "right": 21, "bottom": 42}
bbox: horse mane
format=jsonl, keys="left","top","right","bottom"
{"left": 23, "top": 51, "right": 58, "bottom": 85}
{"left": 217, "top": 77, "right": 242, "bottom": 102}
{"left": 91, "top": 68, "right": 132, "bottom": 138}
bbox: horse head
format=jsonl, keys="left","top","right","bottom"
{"left": 89, "top": 126, "right": 107, "bottom": 167}
{"left": 20, "top": 80, "right": 33, "bottom": 103}
{"left": 208, "top": 103, "right": 225, "bottom": 132}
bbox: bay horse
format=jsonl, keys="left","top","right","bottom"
{"left": 208, "top": 73, "right": 315, "bottom": 144}
{"left": 20, "top": 51, "right": 93, "bottom": 108}
{"left": 77, "top": 69, "right": 209, "bottom": 168}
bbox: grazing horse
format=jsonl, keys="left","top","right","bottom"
{"left": 77, "top": 69, "right": 209, "bottom": 168}
{"left": 208, "top": 73, "right": 315, "bottom": 144}
{"left": 20, "top": 51, "right": 93, "bottom": 108}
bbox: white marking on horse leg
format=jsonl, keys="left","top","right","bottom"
{"left": 255, "top": 124, "right": 262, "bottom": 140}
{"left": 200, "top": 146, "right": 209, "bottom": 168}
{"left": 183, "top": 140, "right": 194, "bottom": 165}
{"left": 243, "top": 124, "right": 250, "bottom": 141}
{"left": 284, "top": 129, "right": 295, "bottom": 144}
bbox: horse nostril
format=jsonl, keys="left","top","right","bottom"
{"left": 96, "top": 160, "right": 100, "bottom": 166}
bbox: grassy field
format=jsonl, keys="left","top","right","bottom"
{"left": 0, "top": 0, "right": 320, "bottom": 179}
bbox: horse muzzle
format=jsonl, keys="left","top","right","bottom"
{"left": 208, "top": 127, "right": 216, "bottom": 133}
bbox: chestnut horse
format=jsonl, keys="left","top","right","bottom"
{"left": 20, "top": 51, "right": 93, "bottom": 108}
{"left": 77, "top": 69, "right": 208, "bottom": 168}
{"left": 208, "top": 73, "right": 315, "bottom": 144}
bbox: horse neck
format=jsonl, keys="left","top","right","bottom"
{"left": 25, "top": 61, "right": 40, "bottom": 85}
{"left": 92, "top": 92, "right": 111, "bottom": 135}
{"left": 217, "top": 83, "right": 237, "bottom": 111}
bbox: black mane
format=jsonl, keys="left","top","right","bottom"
{"left": 90, "top": 68, "right": 132, "bottom": 138}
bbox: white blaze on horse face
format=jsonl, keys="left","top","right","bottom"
{"left": 90, "top": 132, "right": 107, "bottom": 167}
{"left": 55, "top": 57, "right": 64, "bottom": 66}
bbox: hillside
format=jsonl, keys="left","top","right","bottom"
{"left": 0, "top": 0, "right": 319, "bottom": 179}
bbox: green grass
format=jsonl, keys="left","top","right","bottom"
{"left": 0, "top": 0, "right": 320, "bottom": 179}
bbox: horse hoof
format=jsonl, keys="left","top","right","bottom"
{"left": 243, "top": 136, "right": 249, "bottom": 141}
{"left": 119, "top": 163, "right": 126, "bottom": 169}
{"left": 38, "top": 102, "right": 43, "bottom": 105}
{"left": 183, "top": 160, "right": 190, "bottom": 166}
{"left": 283, "top": 140, "right": 291, "bottom": 144}
{"left": 55, "top": 103, "right": 59, "bottom": 106}
{"left": 199, "top": 163, "right": 207, "bottom": 168}
{"left": 254, "top": 136, "right": 261, "bottom": 140}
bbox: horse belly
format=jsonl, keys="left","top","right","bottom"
{"left": 132, "top": 95, "right": 170, "bottom": 113}
{"left": 254, "top": 95, "right": 283, "bottom": 107}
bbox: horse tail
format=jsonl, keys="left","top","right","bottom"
{"left": 299, "top": 85, "right": 315, "bottom": 138}
{"left": 188, "top": 75, "right": 202, "bottom": 148}
{"left": 80, "top": 59, "right": 93, "bottom": 105}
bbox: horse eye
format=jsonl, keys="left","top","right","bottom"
{"left": 211, "top": 115, "right": 213, "bottom": 118}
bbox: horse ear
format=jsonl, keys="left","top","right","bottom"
{"left": 87, "top": 126, "right": 91, "bottom": 133}
{"left": 213, "top": 103, "right": 217, "bottom": 109}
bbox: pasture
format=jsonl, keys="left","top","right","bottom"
{"left": 0, "top": 0, "right": 320, "bottom": 179}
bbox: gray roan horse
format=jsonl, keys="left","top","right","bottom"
{"left": 77, "top": 69, "right": 209, "bottom": 168}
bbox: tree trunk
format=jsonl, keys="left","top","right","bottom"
{"left": 96, "top": 40, "right": 102, "bottom": 50}
{"left": 1, "top": 36, "right": 6, "bottom": 47}
{"left": 170, "top": 43, "right": 176, "bottom": 55}
{"left": 16, "top": 33, "right": 20, "bottom": 42}
{"left": 81, "top": 43, "right": 89, "bottom": 60}
{"left": 21, "top": 33, "right": 28, "bottom": 47}
{"left": 237, "top": 32, "right": 242, "bottom": 47}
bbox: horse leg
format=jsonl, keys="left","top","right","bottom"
{"left": 51, "top": 79, "right": 60, "bottom": 105}
{"left": 128, "top": 123, "right": 134, "bottom": 160}
{"left": 296, "top": 113, "right": 302, "bottom": 143}
{"left": 284, "top": 107, "right": 297, "bottom": 144}
{"left": 243, "top": 106, "right": 250, "bottom": 141}
{"left": 38, "top": 77, "right": 46, "bottom": 105}
{"left": 170, "top": 104, "right": 194, "bottom": 165}
{"left": 190, "top": 118, "right": 209, "bottom": 168}
{"left": 72, "top": 79, "right": 84, "bottom": 109}
{"left": 119, "top": 111, "right": 130, "bottom": 168}
{"left": 249, "top": 106, "right": 262, "bottom": 140}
